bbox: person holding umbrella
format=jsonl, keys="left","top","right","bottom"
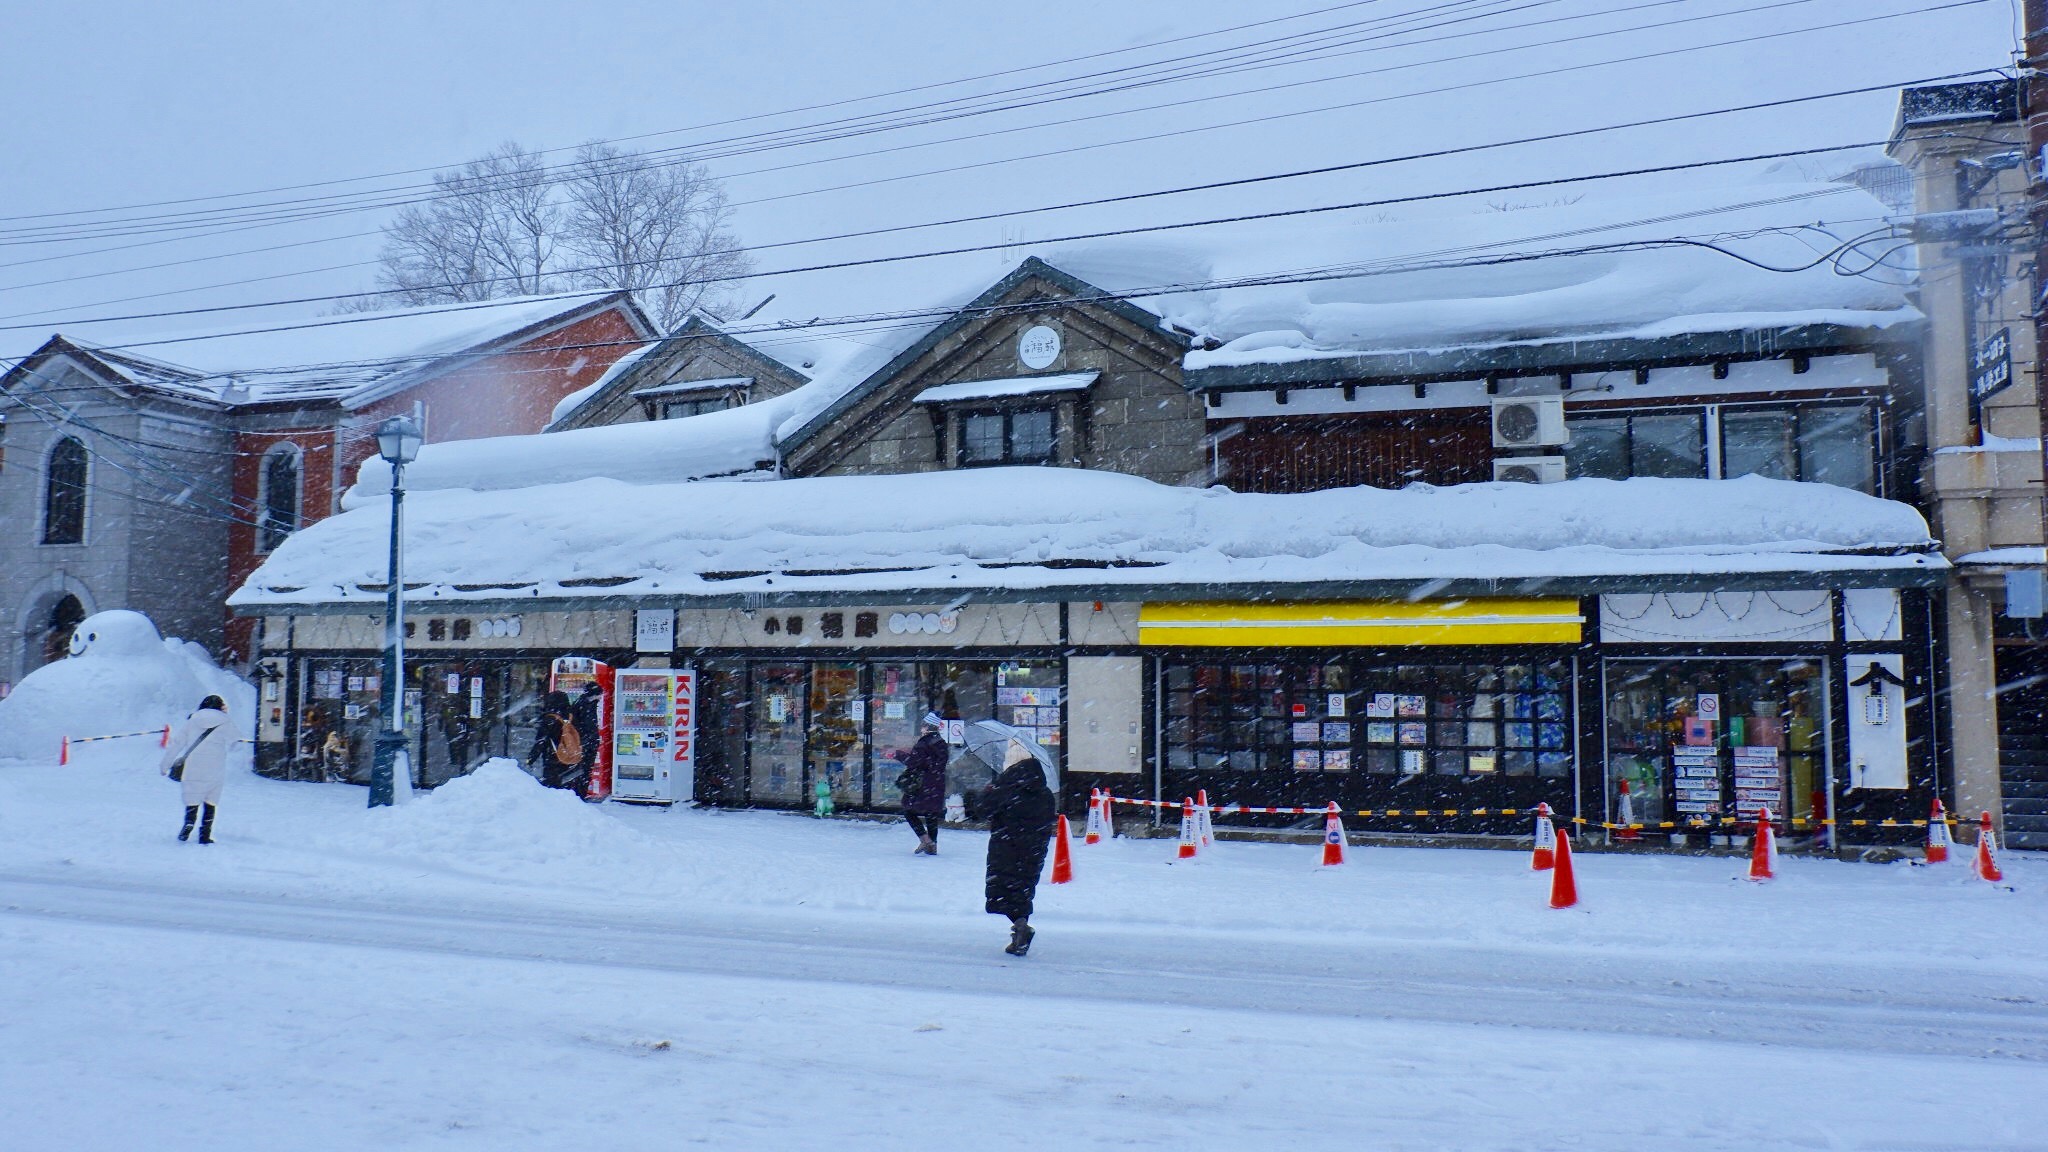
{"left": 983, "top": 737, "right": 1057, "bottom": 956}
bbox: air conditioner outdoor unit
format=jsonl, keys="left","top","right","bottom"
{"left": 1493, "top": 456, "right": 1568, "bottom": 484}
{"left": 1490, "top": 395, "right": 1569, "bottom": 448}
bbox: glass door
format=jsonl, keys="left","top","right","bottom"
{"left": 749, "top": 664, "right": 807, "bottom": 805}
{"left": 869, "top": 662, "right": 927, "bottom": 809}
{"left": 807, "top": 663, "right": 867, "bottom": 808}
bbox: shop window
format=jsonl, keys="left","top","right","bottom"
{"left": 41, "top": 436, "right": 88, "bottom": 545}
{"left": 958, "top": 407, "right": 1057, "bottom": 466}
{"left": 1603, "top": 659, "right": 1826, "bottom": 831}
{"left": 1165, "top": 661, "right": 1569, "bottom": 778}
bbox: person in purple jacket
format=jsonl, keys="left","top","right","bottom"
{"left": 896, "top": 712, "right": 950, "bottom": 855}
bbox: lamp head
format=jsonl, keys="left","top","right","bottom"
{"left": 375, "top": 415, "right": 423, "bottom": 466}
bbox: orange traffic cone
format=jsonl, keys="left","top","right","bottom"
{"left": 1050, "top": 814, "right": 1074, "bottom": 884}
{"left": 1531, "top": 802, "right": 1556, "bottom": 871}
{"left": 1549, "top": 827, "right": 1578, "bottom": 909}
{"left": 1973, "top": 811, "right": 2003, "bottom": 882}
{"left": 1176, "top": 797, "right": 1198, "bottom": 860}
{"left": 1083, "top": 789, "right": 1106, "bottom": 845}
{"left": 1748, "top": 807, "right": 1777, "bottom": 882}
{"left": 159, "top": 724, "right": 172, "bottom": 748}
{"left": 1925, "top": 799, "right": 1951, "bottom": 865}
{"left": 1196, "top": 789, "right": 1214, "bottom": 848}
{"left": 58, "top": 736, "right": 69, "bottom": 766}
{"left": 1615, "top": 780, "right": 1641, "bottom": 842}
{"left": 1320, "top": 802, "right": 1346, "bottom": 867}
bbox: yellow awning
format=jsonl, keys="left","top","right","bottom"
{"left": 1138, "top": 599, "right": 1583, "bottom": 647}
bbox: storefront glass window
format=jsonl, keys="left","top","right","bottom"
{"left": 749, "top": 664, "right": 807, "bottom": 803}
{"left": 1603, "top": 658, "right": 1826, "bottom": 832}
{"left": 808, "top": 663, "right": 867, "bottom": 807}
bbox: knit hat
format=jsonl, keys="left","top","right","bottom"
{"left": 1004, "top": 739, "right": 1034, "bottom": 768}
{"left": 921, "top": 711, "right": 944, "bottom": 729}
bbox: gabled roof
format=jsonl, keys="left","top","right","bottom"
{"left": 772, "top": 257, "right": 1186, "bottom": 455}
{"left": 548, "top": 313, "right": 809, "bottom": 431}
{"left": 0, "top": 336, "right": 222, "bottom": 409}
{"left": 7, "top": 291, "right": 657, "bottom": 412}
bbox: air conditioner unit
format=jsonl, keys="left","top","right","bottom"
{"left": 1493, "top": 456, "right": 1568, "bottom": 484}
{"left": 1490, "top": 396, "right": 1569, "bottom": 448}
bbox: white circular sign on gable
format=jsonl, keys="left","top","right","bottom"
{"left": 1018, "top": 324, "right": 1061, "bottom": 370}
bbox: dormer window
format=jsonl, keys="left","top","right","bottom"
{"left": 961, "top": 408, "right": 1056, "bottom": 466}
{"left": 633, "top": 375, "right": 751, "bottom": 421}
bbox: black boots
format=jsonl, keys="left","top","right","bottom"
{"left": 197, "top": 803, "right": 216, "bottom": 845}
{"left": 1005, "top": 918, "right": 1035, "bottom": 957}
{"left": 178, "top": 806, "right": 198, "bottom": 842}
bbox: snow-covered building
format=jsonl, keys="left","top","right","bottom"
{"left": 0, "top": 292, "right": 657, "bottom": 687}
{"left": 234, "top": 183, "right": 1950, "bottom": 848}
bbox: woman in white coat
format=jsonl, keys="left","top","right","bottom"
{"left": 160, "top": 695, "right": 231, "bottom": 844}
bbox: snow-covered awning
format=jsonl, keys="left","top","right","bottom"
{"left": 633, "top": 376, "right": 752, "bottom": 398}
{"left": 231, "top": 469, "right": 1944, "bottom": 615}
{"left": 914, "top": 372, "right": 1099, "bottom": 404}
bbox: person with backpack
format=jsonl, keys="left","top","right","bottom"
{"left": 160, "top": 694, "right": 232, "bottom": 844}
{"left": 529, "top": 690, "right": 581, "bottom": 789}
{"left": 896, "top": 711, "right": 949, "bottom": 855}
{"left": 570, "top": 682, "right": 603, "bottom": 798}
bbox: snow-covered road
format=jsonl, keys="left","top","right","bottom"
{"left": 6, "top": 754, "right": 2048, "bottom": 1148}
{"left": 5, "top": 866, "right": 2043, "bottom": 1063}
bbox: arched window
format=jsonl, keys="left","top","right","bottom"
{"left": 258, "top": 444, "right": 302, "bottom": 552}
{"left": 41, "top": 437, "right": 87, "bottom": 545}
{"left": 38, "top": 594, "right": 84, "bottom": 667}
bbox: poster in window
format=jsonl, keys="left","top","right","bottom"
{"left": 1395, "top": 694, "right": 1427, "bottom": 717}
{"left": 1467, "top": 754, "right": 1497, "bottom": 774}
{"left": 1397, "top": 722, "right": 1427, "bottom": 746}
{"left": 1366, "top": 722, "right": 1396, "bottom": 744}
{"left": 1400, "top": 749, "right": 1426, "bottom": 774}
{"left": 1322, "top": 722, "right": 1351, "bottom": 744}
{"left": 1322, "top": 749, "right": 1351, "bottom": 772}
{"left": 1366, "top": 693, "right": 1396, "bottom": 718}
{"left": 1037, "top": 726, "right": 1061, "bottom": 746}
{"left": 1292, "top": 749, "right": 1321, "bottom": 772}
{"left": 1327, "top": 693, "right": 1347, "bottom": 718}
{"left": 346, "top": 676, "right": 364, "bottom": 693}
{"left": 343, "top": 703, "right": 362, "bottom": 720}
{"left": 882, "top": 701, "right": 906, "bottom": 720}
{"left": 1291, "top": 721, "right": 1320, "bottom": 743}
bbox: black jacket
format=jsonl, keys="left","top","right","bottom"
{"left": 571, "top": 690, "right": 602, "bottom": 769}
{"left": 982, "top": 758, "right": 1057, "bottom": 919}
{"left": 898, "top": 732, "right": 949, "bottom": 816}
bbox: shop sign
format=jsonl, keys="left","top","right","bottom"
{"left": 888, "top": 611, "right": 958, "bottom": 636}
{"left": 1675, "top": 800, "right": 1722, "bottom": 815}
{"left": 1972, "top": 326, "right": 2012, "bottom": 402}
{"left": 636, "top": 609, "right": 676, "bottom": 653}
{"left": 1018, "top": 324, "right": 1062, "bottom": 370}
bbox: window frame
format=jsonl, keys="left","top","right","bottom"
{"left": 1565, "top": 399, "right": 1879, "bottom": 494}
{"left": 954, "top": 405, "right": 1059, "bottom": 468}
{"left": 40, "top": 436, "right": 88, "bottom": 546}
{"left": 256, "top": 442, "right": 304, "bottom": 554}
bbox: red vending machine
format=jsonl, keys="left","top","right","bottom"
{"left": 549, "top": 657, "right": 614, "bottom": 800}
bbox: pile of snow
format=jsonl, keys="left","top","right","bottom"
{"left": 236, "top": 470, "right": 1939, "bottom": 610}
{"left": 0, "top": 611, "right": 253, "bottom": 766}
{"left": 357, "top": 758, "right": 649, "bottom": 873}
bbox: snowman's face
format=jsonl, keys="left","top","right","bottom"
{"left": 67, "top": 628, "right": 89, "bottom": 657}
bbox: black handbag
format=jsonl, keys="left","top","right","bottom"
{"left": 167, "top": 758, "right": 185, "bottom": 782}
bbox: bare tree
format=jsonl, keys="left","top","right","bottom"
{"left": 347, "top": 141, "right": 750, "bottom": 326}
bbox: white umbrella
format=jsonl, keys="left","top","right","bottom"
{"left": 960, "top": 719, "right": 1058, "bottom": 793}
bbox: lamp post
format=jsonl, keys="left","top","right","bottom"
{"left": 369, "top": 415, "right": 423, "bottom": 808}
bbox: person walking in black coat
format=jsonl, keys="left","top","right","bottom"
{"left": 983, "top": 738, "right": 1057, "bottom": 956}
{"left": 571, "top": 682, "right": 603, "bottom": 797}
{"left": 897, "top": 711, "right": 949, "bottom": 855}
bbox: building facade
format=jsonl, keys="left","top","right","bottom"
{"left": 238, "top": 235, "right": 1951, "bottom": 850}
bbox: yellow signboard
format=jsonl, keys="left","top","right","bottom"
{"left": 1138, "top": 599, "right": 1583, "bottom": 647}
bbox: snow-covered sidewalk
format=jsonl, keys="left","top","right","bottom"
{"left": 3, "top": 753, "right": 2045, "bottom": 1149}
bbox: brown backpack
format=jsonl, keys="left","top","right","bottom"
{"left": 553, "top": 719, "right": 583, "bottom": 766}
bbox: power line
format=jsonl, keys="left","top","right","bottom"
{"left": 0, "top": 139, "right": 1900, "bottom": 346}
{"left": 0, "top": 0, "right": 1920, "bottom": 251}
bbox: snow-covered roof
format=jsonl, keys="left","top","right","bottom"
{"left": 35, "top": 291, "right": 645, "bottom": 408}
{"left": 915, "top": 372, "right": 1098, "bottom": 404}
{"left": 635, "top": 375, "right": 752, "bottom": 398}
{"left": 233, "top": 470, "right": 1942, "bottom": 613}
{"left": 1041, "top": 181, "right": 1916, "bottom": 373}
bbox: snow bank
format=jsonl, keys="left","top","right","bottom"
{"left": 0, "top": 611, "right": 252, "bottom": 765}
{"left": 237, "top": 470, "right": 1939, "bottom": 609}
{"left": 357, "top": 758, "right": 648, "bottom": 873}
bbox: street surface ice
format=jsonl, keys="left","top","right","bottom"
{"left": 2, "top": 753, "right": 2044, "bottom": 1150}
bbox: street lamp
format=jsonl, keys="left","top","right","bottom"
{"left": 369, "top": 415, "right": 423, "bottom": 808}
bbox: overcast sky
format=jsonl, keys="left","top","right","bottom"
{"left": 0, "top": 0, "right": 2016, "bottom": 362}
